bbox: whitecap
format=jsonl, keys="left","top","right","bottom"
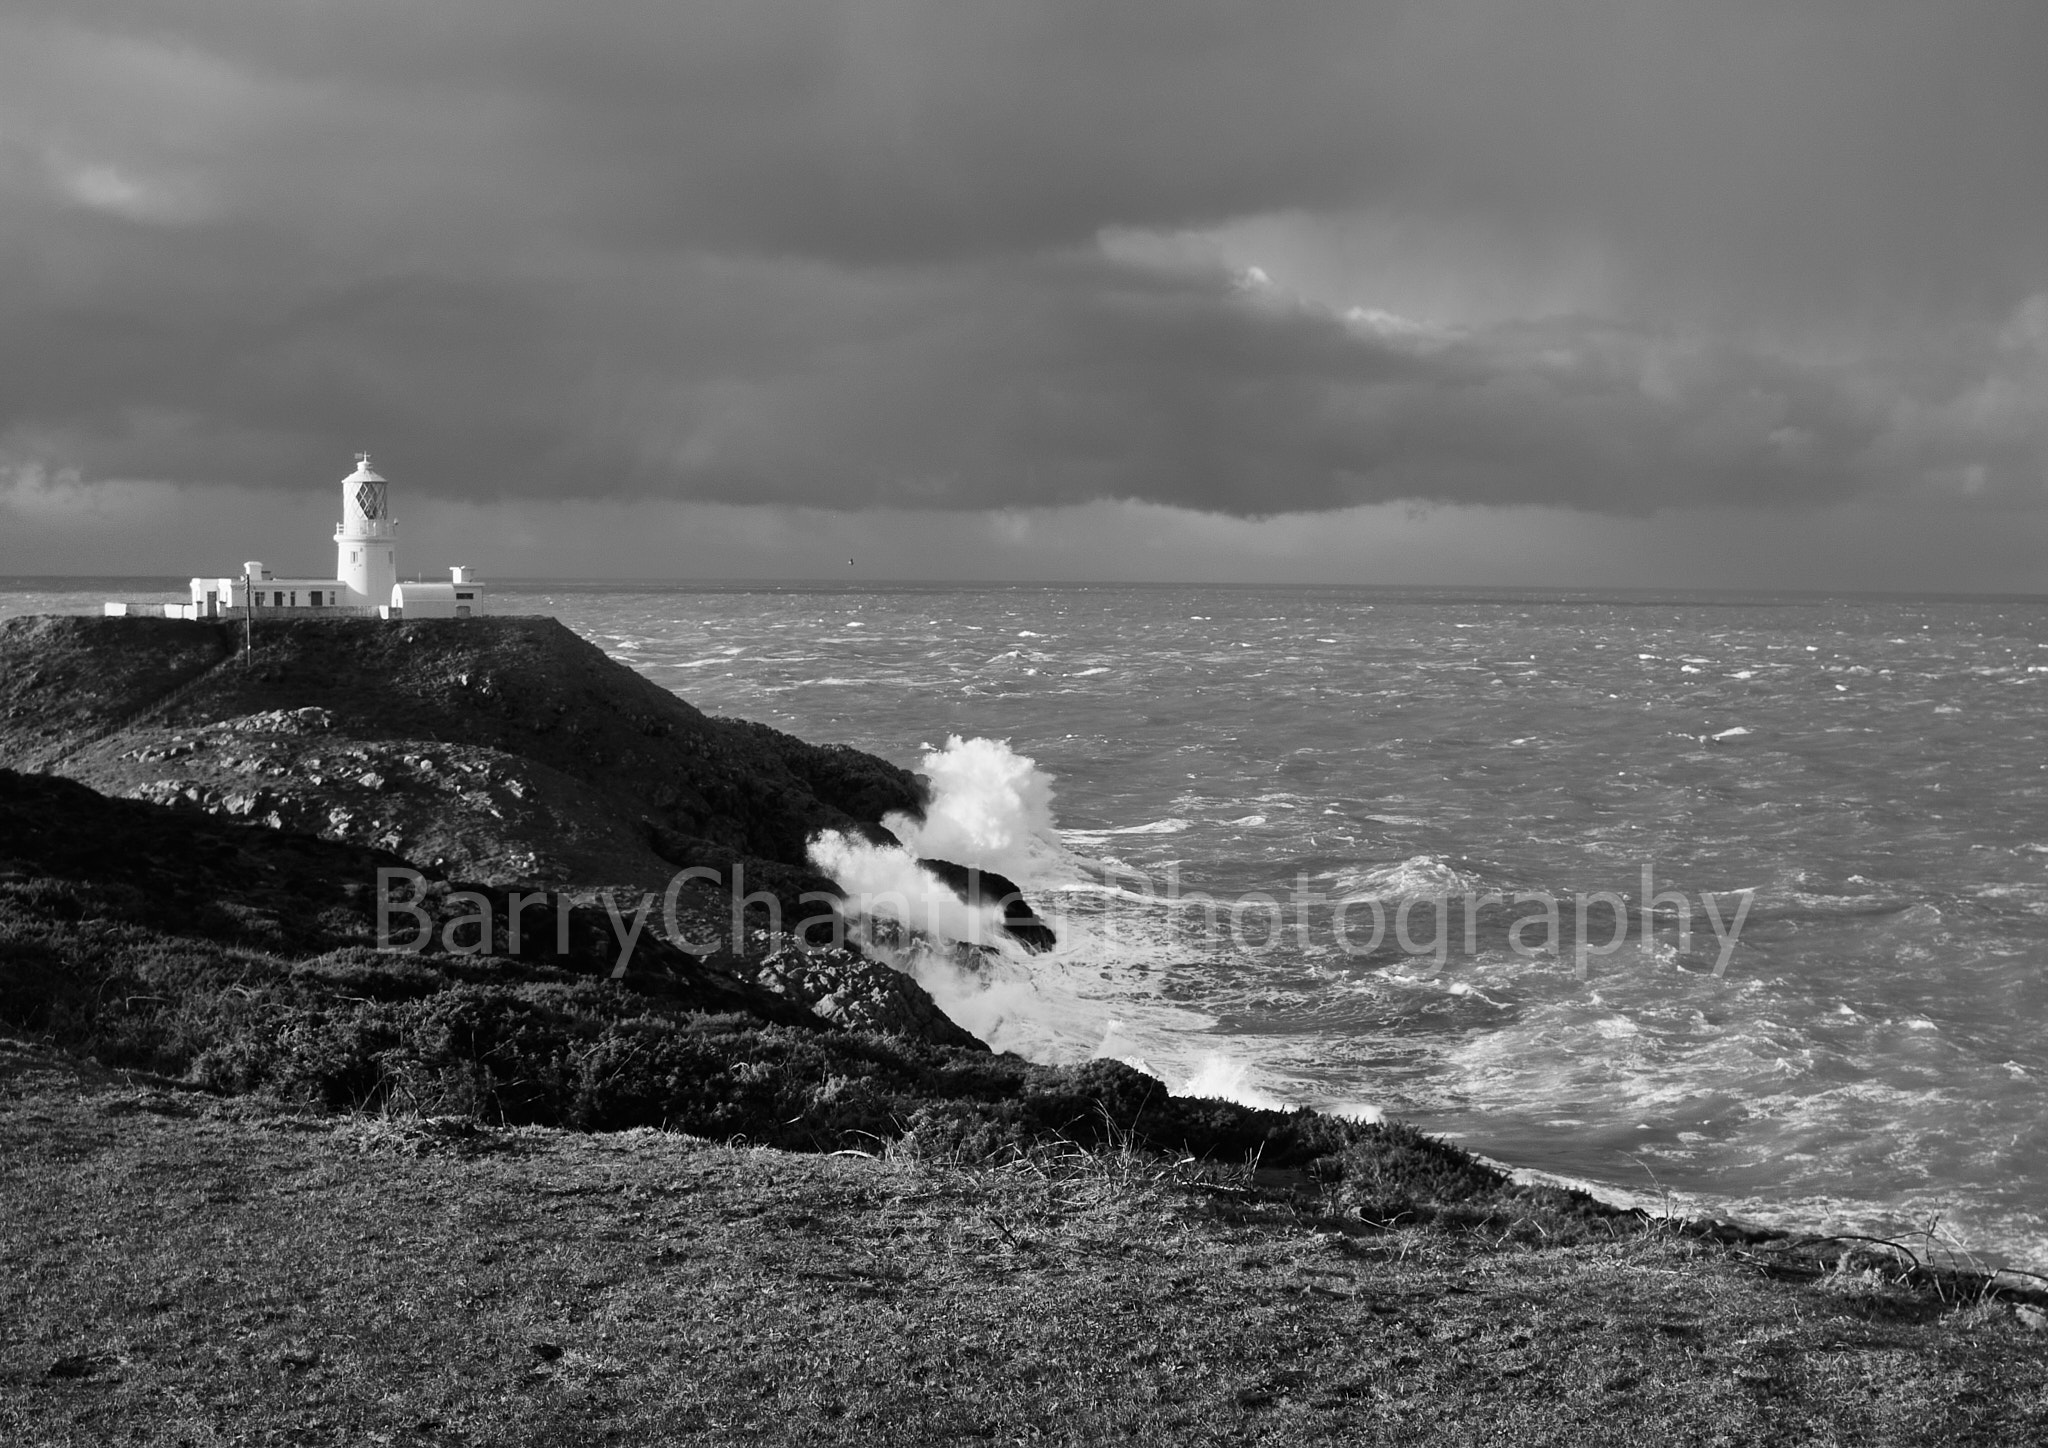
{"left": 1336, "top": 855, "right": 1466, "bottom": 899}
{"left": 1044, "top": 880, "right": 1175, "bottom": 904}
{"left": 1093, "top": 818, "right": 1192, "bottom": 836}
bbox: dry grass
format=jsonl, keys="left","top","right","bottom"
{"left": 5, "top": 1040, "right": 2047, "bottom": 1446}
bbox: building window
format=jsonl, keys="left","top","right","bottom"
{"left": 310, "top": 590, "right": 323, "bottom": 607}
{"left": 456, "top": 592, "right": 474, "bottom": 600}
{"left": 273, "top": 591, "right": 285, "bottom": 607}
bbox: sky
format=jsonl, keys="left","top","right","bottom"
{"left": 2, "top": 0, "right": 2045, "bottom": 589}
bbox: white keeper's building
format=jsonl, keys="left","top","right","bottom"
{"left": 105, "top": 454, "right": 487, "bottom": 620}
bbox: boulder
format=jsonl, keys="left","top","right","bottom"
{"left": 737, "top": 941, "right": 988, "bottom": 1051}
{"left": 916, "top": 857, "right": 1058, "bottom": 953}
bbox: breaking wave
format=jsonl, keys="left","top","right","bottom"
{"left": 806, "top": 735, "right": 1328, "bottom": 1115}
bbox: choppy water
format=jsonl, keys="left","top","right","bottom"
{"left": 10, "top": 578, "right": 2048, "bottom": 1267}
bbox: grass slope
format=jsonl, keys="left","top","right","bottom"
{"left": 4, "top": 1043, "right": 2046, "bottom": 1447}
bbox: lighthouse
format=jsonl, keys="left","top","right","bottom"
{"left": 335, "top": 453, "right": 397, "bottom": 609}
{"left": 98, "top": 451, "right": 493, "bottom": 620}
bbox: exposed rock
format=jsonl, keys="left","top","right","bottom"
{"left": 916, "top": 857, "right": 1058, "bottom": 953}
{"left": 0, "top": 614, "right": 926, "bottom": 907}
{"left": 739, "top": 941, "right": 987, "bottom": 1050}
{"left": 0, "top": 768, "right": 826, "bottom": 1032}
{"left": 0, "top": 614, "right": 998, "bottom": 1051}
{"left": 214, "top": 706, "right": 334, "bottom": 734}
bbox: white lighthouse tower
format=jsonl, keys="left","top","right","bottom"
{"left": 335, "top": 452, "right": 397, "bottom": 610}
{"left": 115, "top": 450, "right": 489, "bottom": 620}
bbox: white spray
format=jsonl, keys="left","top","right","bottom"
{"left": 806, "top": 735, "right": 1336, "bottom": 1115}
{"left": 879, "top": 733, "right": 1063, "bottom": 884}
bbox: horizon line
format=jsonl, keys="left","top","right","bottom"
{"left": 4, "top": 573, "right": 2045, "bottom": 604}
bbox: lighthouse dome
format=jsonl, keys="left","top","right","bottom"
{"left": 344, "top": 453, "right": 385, "bottom": 485}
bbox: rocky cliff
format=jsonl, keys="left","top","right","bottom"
{"left": 0, "top": 768, "right": 827, "bottom": 1037}
{"left": 0, "top": 613, "right": 924, "bottom": 909}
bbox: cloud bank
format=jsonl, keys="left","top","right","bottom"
{"left": 2, "top": 1, "right": 2045, "bottom": 518}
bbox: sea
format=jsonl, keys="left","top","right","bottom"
{"left": 8, "top": 576, "right": 2047, "bottom": 1271}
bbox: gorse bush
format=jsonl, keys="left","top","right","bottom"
{"left": 7, "top": 891, "right": 1634, "bottom": 1230}
{"left": 3, "top": 874, "right": 1404, "bottom": 1162}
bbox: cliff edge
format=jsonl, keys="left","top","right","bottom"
{"left": 0, "top": 613, "right": 921, "bottom": 906}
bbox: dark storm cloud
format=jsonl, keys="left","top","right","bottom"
{"left": 2, "top": 1, "right": 2045, "bottom": 512}
{"left": 0, "top": 0, "right": 1407, "bottom": 259}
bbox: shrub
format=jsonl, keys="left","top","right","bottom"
{"left": 4, "top": 854, "right": 1573, "bottom": 1227}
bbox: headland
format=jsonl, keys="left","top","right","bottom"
{"left": 2, "top": 612, "right": 2044, "bottom": 1442}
